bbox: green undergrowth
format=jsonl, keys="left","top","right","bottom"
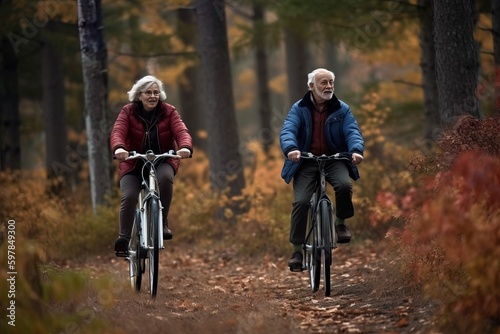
{"left": 0, "top": 240, "right": 124, "bottom": 334}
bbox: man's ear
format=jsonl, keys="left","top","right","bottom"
{"left": 308, "top": 83, "right": 314, "bottom": 90}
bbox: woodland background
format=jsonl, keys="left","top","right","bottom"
{"left": 0, "top": 0, "right": 499, "bottom": 333}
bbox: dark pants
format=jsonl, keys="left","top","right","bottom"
{"left": 119, "top": 163, "right": 174, "bottom": 238}
{"left": 290, "top": 160, "right": 353, "bottom": 245}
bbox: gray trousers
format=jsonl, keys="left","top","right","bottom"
{"left": 119, "top": 163, "right": 174, "bottom": 238}
{"left": 290, "top": 160, "right": 353, "bottom": 245}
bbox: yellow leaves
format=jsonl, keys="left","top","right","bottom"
{"left": 235, "top": 69, "right": 255, "bottom": 110}
{"left": 40, "top": 206, "right": 64, "bottom": 224}
{"left": 36, "top": 0, "right": 77, "bottom": 24}
{"left": 269, "top": 74, "right": 287, "bottom": 95}
{"left": 358, "top": 91, "right": 389, "bottom": 150}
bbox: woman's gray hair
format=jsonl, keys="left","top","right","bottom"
{"left": 127, "top": 75, "right": 167, "bottom": 102}
{"left": 307, "top": 68, "right": 335, "bottom": 89}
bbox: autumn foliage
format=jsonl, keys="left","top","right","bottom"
{"left": 393, "top": 116, "right": 500, "bottom": 333}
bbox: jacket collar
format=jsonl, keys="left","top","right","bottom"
{"left": 298, "top": 91, "right": 341, "bottom": 113}
{"left": 132, "top": 101, "right": 167, "bottom": 116}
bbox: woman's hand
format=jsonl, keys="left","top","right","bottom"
{"left": 176, "top": 148, "right": 191, "bottom": 158}
{"left": 351, "top": 153, "right": 364, "bottom": 164}
{"left": 114, "top": 148, "right": 129, "bottom": 161}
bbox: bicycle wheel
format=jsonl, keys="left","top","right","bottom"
{"left": 129, "top": 209, "right": 142, "bottom": 291}
{"left": 306, "top": 207, "right": 321, "bottom": 292}
{"left": 320, "top": 200, "right": 332, "bottom": 297}
{"left": 147, "top": 197, "right": 160, "bottom": 298}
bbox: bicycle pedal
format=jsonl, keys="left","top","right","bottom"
{"left": 289, "top": 266, "right": 304, "bottom": 272}
{"left": 114, "top": 250, "right": 128, "bottom": 258}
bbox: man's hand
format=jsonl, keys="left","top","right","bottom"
{"left": 114, "top": 148, "right": 129, "bottom": 161}
{"left": 287, "top": 150, "right": 301, "bottom": 163}
{"left": 176, "top": 148, "right": 191, "bottom": 158}
{"left": 352, "top": 153, "right": 364, "bottom": 164}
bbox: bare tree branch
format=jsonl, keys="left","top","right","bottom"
{"left": 114, "top": 51, "right": 197, "bottom": 58}
{"left": 393, "top": 79, "right": 422, "bottom": 88}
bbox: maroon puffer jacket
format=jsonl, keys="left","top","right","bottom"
{"left": 110, "top": 102, "right": 193, "bottom": 178}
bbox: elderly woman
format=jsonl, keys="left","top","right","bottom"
{"left": 110, "top": 75, "right": 193, "bottom": 254}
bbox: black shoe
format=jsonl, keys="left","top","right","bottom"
{"left": 114, "top": 236, "right": 129, "bottom": 257}
{"left": 288, "top": 251, "right": 303, "bottom": 272}
{"left": 336, "top": 224, "right": 352, "bottom": 243}
{"left": 163, "top": 220, "right": 172, "bottom": 240}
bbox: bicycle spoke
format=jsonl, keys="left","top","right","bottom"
{"left": 148, "top": 198, "right": 160, "bottom": 298}
{"left": 129, "top": 209, "right": 142, "bottom": 292}
{"left": 321, "top": 200, "right": 332, "bottom": 297}
{"left": 306, "top": 207, "right": 320, "bottom": 292}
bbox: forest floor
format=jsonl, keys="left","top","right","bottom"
{"left": 68, "top": 241, "right": 439, "bottom": 334}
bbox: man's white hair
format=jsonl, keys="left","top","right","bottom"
{"left": 127, "top": 75, "right": 167, "bottom": 102}
{"left": 307, "top": 68, "right": 335, "bottom": 90}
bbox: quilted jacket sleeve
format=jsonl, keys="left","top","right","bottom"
{"left": 280, "top": 104, "right": 301, "bottom": 156}
{"left": 169, "top": 107, "right": 193, "bottom": 155}
{"left": 342, "top": 107, "right": 364, "bottom": 155}
{"left": 110, "top": 106, "right": 130, "bottom": 156}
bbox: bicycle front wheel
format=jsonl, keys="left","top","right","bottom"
{"left": 320, "top": 200, "right": 332, "bottom": 297}
{"left": 129, "top": 209, "right": 142, "bottom": 292}
{"left": 306, "top": 207, "right": 320, "bottom": 292}
{"left": 148, "top": 198, "right": 160, "bottom": 298}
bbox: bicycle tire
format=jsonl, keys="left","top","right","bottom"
{"left": 320, "top": 200, "right": 332, "bottom": 297}
{"left": 306, "top": 207, "right": 321, "bottom": 292}
{"left": 148, "top": 197, "right": 160, "bottom": 298}
{"left": 129, "top": 209, "right": 142, "bottom": 291}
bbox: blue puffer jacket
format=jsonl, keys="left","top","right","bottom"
{"left": 280, "top": 92, "right": 364, "bottom": 184}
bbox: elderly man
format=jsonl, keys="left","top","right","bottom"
{"left": 280, "top": 68, "right": 365, "bottom": 271}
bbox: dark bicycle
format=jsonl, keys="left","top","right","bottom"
{"left": 299, "top": 152, "right": 352, "bottom": 297}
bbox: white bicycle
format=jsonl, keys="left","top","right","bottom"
{"left": 123, "top": 150, "right": 180, "bottom": 298}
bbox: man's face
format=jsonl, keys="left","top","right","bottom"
{"left": 310, "top": 72, "right": 334, "bottom": 103}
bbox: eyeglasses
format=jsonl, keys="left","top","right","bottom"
{"left": 142, "top": 90, "right": 160, "bottom": 97}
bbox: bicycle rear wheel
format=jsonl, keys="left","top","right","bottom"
{"left": 147, "top": 198, "right": 160, "bottom": 298}
{"left": 306, "top": 207, "right": 320, "bottom": 292}
{"left": 320, "top": 200, "right": 332, "bottom": 296}
{"left": 129, "top": 209, "right": 142, "bottom": 291}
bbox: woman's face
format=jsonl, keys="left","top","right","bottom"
{"left": 138, "top": 83, "right": 160, "bottom": 111}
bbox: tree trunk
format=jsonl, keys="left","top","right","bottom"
{"left": 284, "top": 28, "right": 309, "bottom": 106}
{"left": 253, "top": 1, "right": 273, "bottom": 154}
{"left": 194, "top": 0, "right": 245, "bottom": 198}
{"left": 77, "top": 0, "right": 111, "bottom": 210}
{"left": 418, "top": 0, "right": 440, "bottom": 141}
{"left": 492, "top": 0, "right": 500, "bottom": 114}
{"left": 433, "top": 0, "right": 481, "bottom": 127}
{"left": 176, "top": 8, "right": 205, "bottom": 151}
{"left": 41, "top": 26, "right": 70, "bottom": 184}
{"left": 0, "top": 37, "right": 21, "bottom": 171}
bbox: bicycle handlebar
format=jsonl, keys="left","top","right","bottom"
{"left": 126, "top": 149, "right": 182, "bottom": 161}
{"left": 300, "top": 152, "right": 352, "bottom": 161}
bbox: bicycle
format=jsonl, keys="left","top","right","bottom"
{"left": 117, "top": 149, "right": 181, "bottom": 298}
{"left": 298, "top": 152, "right": 352, "bottom": 297}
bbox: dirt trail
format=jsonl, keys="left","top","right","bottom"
{"left": 76, "top": 242, "right": 436, "bottom": 334}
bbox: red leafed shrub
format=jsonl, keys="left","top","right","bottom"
{"left": 392, "top": 116, "right": 500, "bottom": 333}
{"left": 410, "top": 115, "right": 500, "bottom": 173}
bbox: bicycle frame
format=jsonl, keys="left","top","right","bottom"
{"left": 137, "top": 161, "right": 164, "bottom": 252}
{"left": 303, "top": 157, "right": 337, "bottom": 269}
{"left": 300, "top": 152, "right": 351, "bottom": 296}
{"left": 125, "top": 149, "right": 181, "bottom": 297}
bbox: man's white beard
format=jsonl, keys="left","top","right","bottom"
{"left": 314, "top": 86, "right": 333, "bottom": 101}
